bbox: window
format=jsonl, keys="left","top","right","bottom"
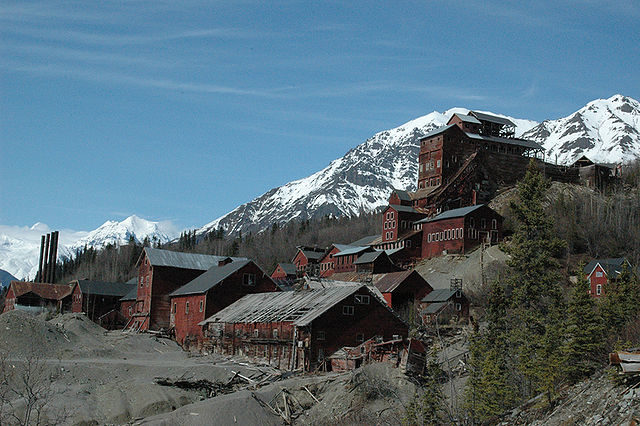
{"left": 596, "top": 284, "right": 602, "bottom": 295}
{"left": 456, "top": 290, "right": 462, "bottom": 298}
{"left": 128, "top": 307, "right": 132, "bottom": 316}
{"left": 254, "top": 329, "right": 259, "bottom": 337}
{"left": 354, "top": 295, "right": 370, "bottom": 305}
{"left": 172, "top": 303, "right": 177, "bottom": 314}
{"left": 145, "top": 276, "right": 149, "bottom": 287}
{"left": 492, "top": 219, "right": 497, "bottom": 229}
{"left": 317, "top": 331, "right": 326, "bottom": 340}
{"left": 356, "top": 333, "right": 364, "bottom": 343}
{"left": 406, "top": 240, "right": 412, "bottom": 248}
{"left": 243, "top": 273, "right": 256, "bottom": 286}
{"left": 480, "top": 218, "right": 486, "bottom": 229}
{"left": 390, "top": 231, "right": 393, "bottom": 239}
{"left": 392, "top": 334, "right": 401, "bottom": 341}
{"left": 273, "top": 329, "right": 279, "bottom": 339}
{"left": 185, "top": 301, "right": 189, "bottom": 314}
{"left": 437, "top": 160, "right": 441, "bottom": 168}
{"left": 343, "top": 305, "right": 354, "bottom": 316}
{"left": 469, "top": 217, "right": 475, "bottom": 228}
{"left": 595, "top": 271, "right": 603, "bottom": 278}
{"left": 199, "top": 300, "right": 203, "bottom": 312}
{"left": 139, "top": 277, "right": 143, "bottom": 288}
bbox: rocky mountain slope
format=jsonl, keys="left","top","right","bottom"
{"left": 200, "top": 95, "right": 640, "bottom": 237}
{"left": 523, "top": 94, "right": 640, "bottom": 165}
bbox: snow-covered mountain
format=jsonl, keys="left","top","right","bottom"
{"left": 0, "top": 216, "right": 177, "bottom": 280}
{"left": 524, "top": 95, "right": 640, "bottom": 165}
{"left": 199, "top": 108, "right": 538, "bottom": 236}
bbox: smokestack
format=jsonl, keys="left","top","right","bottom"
{"left": 42, "top": 233, "right": 51, "bottom": 283}
{"left": 37, "top": 235, "right": 46, "bottom": 282}
{"left": 50, "top": 231, "right": 59, "bottom": 283}
{"left": 47, "top": 232, "right": 56, "bottom": 283}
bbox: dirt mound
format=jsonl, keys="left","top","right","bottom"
{"left": 0, "top": 310, "right": 74, "bottom": 358}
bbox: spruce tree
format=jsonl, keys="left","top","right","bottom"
{"left": 564, "top": 271, "right": 605, "bottom": 383}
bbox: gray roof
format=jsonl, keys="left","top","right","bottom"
{"left": 465, "top": 132, "right": 543, "bottom": 150}
{"left": 415, "top": 205, "right": 486, "bottom": 224}
{"left": 277, "top": 263, "right": 297, "bottom": 276}
{"left": 75, "top": 280, "right": 136, "bottom": 297}
{"left": 170, "top": 259, "right": 256, "bottom": 297}
{"left": 200, "top": 286, "right": 376, "bottom": 327}
{"left": 333, "top": 246, "right": 372, "bottom": 257}
{"left": 422, "top": 302, "right": 448, "bottom": 314}
{"left": 349, "top": 235, "right": 379, "bottom": 246}
{"left": 353, "top": 251, "right": 385, "bottom": 265}
{"left": 470, "top": 111, "right": 515, "bottom": 127}
{"left": 583, "top": 258, "right": 630, "bottom": 279}
{"left": 299, "top": 248, "right": 325, "bottom": 261}
{"left": 121, "top": 286, "right": 138, "bottom": 301}
{"left": 387, "top": 204, "right": 422, "bottom": 214}
{"left": 142, "top": 247, "right": 244, "bottom": 271}
{"left": 419, "top": 124, "right": 457, "bottom": 140}
{"left": 422, "top": 288, "right": 457, "bottom": 302}
{"left": 452, "top": 113, "right": 481, "bottom": 124}
{"left": 393, "top": 189, "right": 412, "bottom": 201}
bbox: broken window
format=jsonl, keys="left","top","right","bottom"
{"left": 199, "top": 300, "right": 203, "bottom": 312}
{"left": 243, "top": 273, "right": 256, "bottom": 286}
{"left": 354, "top": 295, "right": 370, "bottom": 305}
{"left": 185, "top": 301, "right": 189, "bottom": 314}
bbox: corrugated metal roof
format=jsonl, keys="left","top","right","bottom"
{"left": 372, "top": 270, "right": 414, "bottom": 293}
{"left": 10, "top": 281, "right": 73, "bottom": 300}
{"left": 470, "top": 111, "right": 515, "bottom": 127}
{"left": 200, "top": 286, "right": 370, "bottom": 326}
{"left": 465, "top": 132, "right": 543, "bottom": 150}
{"left": 387, "top": 205, "right": 422, "bottom": 214}
{"left": 143, "top": 247, "right": 242, "bottom": 271}
{"left": 300, "top": 249, "right": 325, "bottom": 261}
{"left": 169, "top": 259, "right": 255, "bottom": 297}
{"left": 422, "top": 301, "right": 448, "bottom": 314}
{"left": 75, "top": 279, "right": 136, "bottom": 297}
{"left": 421, "top": 288, "right": 457, "bottom": 302}
{"left": 583, "top": 258, "right": 629, "bottom": 279}
{"left": 277, "top": 263, "right": 297, "bottom": 276}
{"left": 415, "top": 205, "right": 486, "bottom": 224}
{"left": 393, "top": 189, "right": 412, "bottom": 201}
{"left": 419, "top": 124, "right": 457, "bottom": 140}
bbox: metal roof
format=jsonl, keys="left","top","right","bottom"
{"left": 583, "top": 258, "right": 629, "bottom": 279}
{"left": 276, "top": 263, "right": 297, "bottom": 276}
{"left": 387, "top": 204, "right": 422, "bottom": 214}
{"left": 298, "top": 249, "right": 325, "bottom": 261}
{"left": 422, "top": 301, "right": 448, "bottom": 314}
{"left": 414, "top": 205, "right": 486, "bottom": 224}
{"left": 74, "top": 279, "right": 136, "bottom": 297}
{"left": 452, "top": 113, "right": 481, "bottom": 124}
{"left": 9, "top": 281, "right": 73, "bottom": 300}
{"left": 419, "top": 124, "right": 457, "bottom": 140}
{"left": 353, "top": 251, "right": 385, "bottom": 265}
{"left": 349, "top": 235, "right": 379, "bottom": 246}
{"left": 469, "top": 111, "right": 515, "bottom": 127}
{"left": 393, "top": 189, "right": 412, "bottom": 201}
{"left": 169, "top": 259, "right": 255, "bottom": 297}
{"left": 421, "top": 288, "right": 457, "bottom": 302}
{"left": 333, "top": 246, "right": 372, "bottom": 257}
{"left": 465, "top": 132, "right": 543, "bottom": 150}
{"left": 142, "top": 247, "right": 243, "bottom": 271}
{"left": 121, "top": 286, "right": 138, "bottom": 301}
{"left": 200, "top": 286, "right": 374, "bottom": 327}
{"left": 372, "top": 270, "right": 415, "bottom": 293}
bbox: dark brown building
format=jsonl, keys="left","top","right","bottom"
{"left": 70, "top": 279, "right": 136, "bottom": 328}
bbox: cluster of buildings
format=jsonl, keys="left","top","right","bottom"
{"left": 2, "top": 109, "right": 631, "bottom": 372}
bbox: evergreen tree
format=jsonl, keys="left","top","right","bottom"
{"left": 503, "top": 160, "right": 567, "bottom": 401}
{"left": 564, "top": 270, "right": 605, "bottom": 383}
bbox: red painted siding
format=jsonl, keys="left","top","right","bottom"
{"left": 588, "top": 264, "right": 608, "bottom": 298}
{"left": 71, "top": 284, "right": 83, "bottom": 313}
{"left": 2, "top": 286, "right": 16, "bottom": 313}
{"left": 319, "top": 246, "right": 340, "bottom": 277}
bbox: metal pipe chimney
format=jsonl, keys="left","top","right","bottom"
{"left": 50, "top": 231, "right": 59, "bottom": 283}
{"left": 47, "top": 232, "right": 56, "bottom": 283}
{"left": 42, "top": 233, "right": 51, "bottom": 283}
{"left": 37, "top": 235, "right": 46, "bottom": 282}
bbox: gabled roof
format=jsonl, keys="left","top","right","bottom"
{"left": 469, "top": 111, "right": 515, "bottom": 127}
{"left": 295, "top": 247, "right": 325, "bottom": 262}
{"left": 200, "top": 285, "right": 378, "bottom": 327}
{"left": 140, "top": 247, "right": 242, "bottom": 271}
{"left": 415, "top": 204, "right": 490, "bottom": 224}
{"left": 386, "top": 204, "right": 423, "bottom": 214}
{"left": 73, "top": 279, "right": 136, "bottom": 297}
{"left": 333, "top": 246, "right": 373, "bottom": 257}
{"left": 419, "top": 124, "right": 457, "bottom": 140}
{"left": 372, "top": 270, "right": 415, "bottom": 293}
{"left": 421, "top": 288, "right": 457, "bottom": 302}
{"left": 422, "top": 301, "right": 448, "bottom": 314}
{"left": 276, "top": 263, "right": 297, "bottom": 276}
{"left": 10, "top": 281, "right": 73, "bottom": 300}
{"left": 120, "top": 286, "right": 138, "bottom": 301}
{"left": 392, "top": 189, "right": 412, "bottom": 202}
{"left": 450, "top": 113, "right": 481, "bottom": 125}
{"left": 170, "top": 259, "right": 257, "bottom": 297}
{"left": 353, "top": 250, "right": 385, "bottom": 265}
{"left": 584, "top": 258, "right": 630, "bottom": 279}
{"left": 349, "top": 235, "right": 379, "bottom": 246}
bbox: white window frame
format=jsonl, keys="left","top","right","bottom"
{"left": 343, "top": 305, "right": 354, "bottom": 316}
{"left": 185, "top": 301, "right": 189, "bottom": 314}
{"left": 595, "top": 271, "right": 603, "bottom": 278}
{"left": 354, "top": 294, "right": 370, "bottom": 305}
{"left": 243, "top": 273, "right": 256, "bottom": 286}
{"left": 596, "top": 284, "right": 602, "bottom": 295}
{"left": 199, "top": 300, "right": 203, "bottom": 312}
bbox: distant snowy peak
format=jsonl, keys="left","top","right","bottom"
{"left": 199, "top": 108, "right": 537, "bottom": 236}
{"left": 69, "top": 215, "right": 175, "bottom": 252}
{"left": 523, "top": 94, "right": 640, "bottom": 165}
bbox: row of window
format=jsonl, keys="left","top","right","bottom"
{"left": 427, "top": 228, "right": 465, "bottom": 242}
{"left": 384, "top": 231, "right": 394, "bottom": 240}
{"left": 383, "top": 220, "right": 396, "bottom": 230}
{"left": 172, "top": 300, "right": 204, "bottom": 315}
{"left": 377, "top": 239, "right": 412, "bottom": 251}
{"left": 385, "top": 211, "right": 395, "bottom": 220}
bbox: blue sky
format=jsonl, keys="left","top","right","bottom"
{"left": 1, "top": 0, "right": 638, "bottom": 232}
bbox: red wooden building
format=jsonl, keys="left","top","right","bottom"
{"left": 583, "top": 258, "right": 633, "bottom": 298}
{"left": 270, "top": 263, "right": 297, "bottom": 281}
{"left": 200, "top": 285, "right": 408, "bottom": 371}
{"left": 416, "top": 204, "right": 503, "bottom": 259}
{"left": 131, "top": 247, "right": 246, "bottom": 331}
{"left": 420, "top": 285, "right": 469, "bottom": 324}
{"left": 3, "top": 281, "right": 73, "bottom": 314}
{"left": 169, "top": 260, "right": 279, "bottom": 347}
{"left": 70, "top": 279, "right": 136, "bottom": 328}
{"left": 372, "top": 270, "right": 433, "bottom": 320}
{"left": 120, "top": 285, "right": 138, "bottom": 324}
{"left": 292, "top": 246, "right": 325, "bottom": 277}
